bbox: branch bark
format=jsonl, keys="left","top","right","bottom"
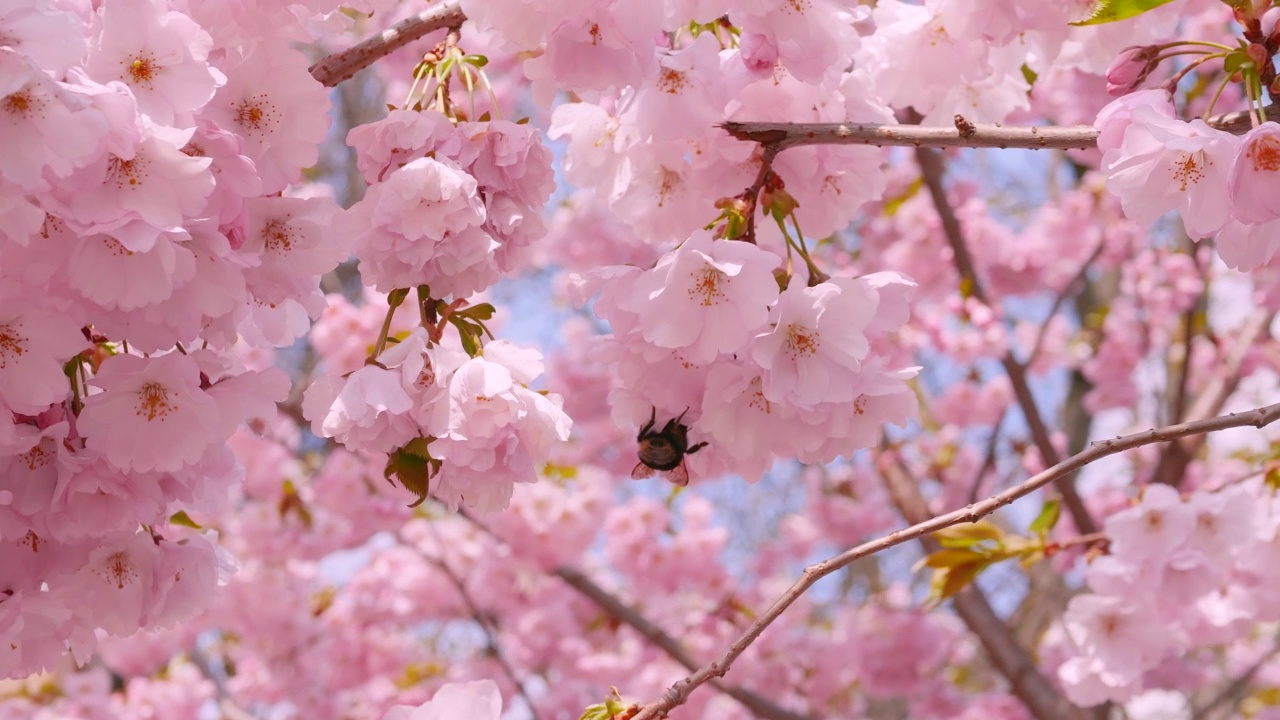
{"left": 429, "top": 553, "right": 544, "bottom": 720}
{"left": 553, "top": 567, "right": 812, "bottom": 720}
{"left": 309, "top": 1, "right": 466, "bottom": 87}
{"left": 456, "top": 512, "right": 811, "bottom": 720}
{"left": 915, "top": 145, "right": 1098, "bottom": 535}
{"left": 1152, "top": 309, "right": 1275, "bottom": 486}
{"left": 631, "top": 402, "right": 1280, "bottom": 720}
{"left": 878, "top": 451, "right": 1083, "bottom": 720}
{"left": 721, "top": 106, "right": 1273, "bottom": 152}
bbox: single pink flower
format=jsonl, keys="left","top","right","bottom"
{"left": 1229, "top": 122, "right": 1280, "bottom": 224}
{"left": 77, "top": 353, "right": 222, "bottom": 473}
{"left": 203, "top": 41, "right": 329, "bottom": 193}
{"left": 84, "top": 0, "right": 222, "bottom": 126}
{"left": 0, "top": 284, "right": 86, "bottom": 415}
{"left": 751, "top": 278, "right": 877, "bottom": 408}
{"left": 628, "top": 230, "right": 781, "bottom": 364}
{"left": 0, "top": 49, "right": 107, "bottom": 190}
{"left": 1104, "top": 106, "right": 1238, "bottom": 238}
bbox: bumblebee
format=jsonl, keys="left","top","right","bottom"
{"left": 631, "top": 407, "right": 707, "bottom": 487}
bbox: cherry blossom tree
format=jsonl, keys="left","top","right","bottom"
{"left": 8, "top": 0, "right": 1280, "bottom": 719}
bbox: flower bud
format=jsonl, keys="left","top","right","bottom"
{"left": 1106, "top": 46, "right": 1161, "bottom": 96}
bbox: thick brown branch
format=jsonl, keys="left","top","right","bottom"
{"left": 915, "top": 146, "right": 1098, "bottom": 535}
{"left": 879, "top": 452, "right": 1082, "bottom": 720}
{"left": 631, "top": 402, "right": 1280, "bottom": 720}
{"left": 309, "top": 1, "right": 466, "bottom": 87}
{"left": 722, "top": 106, "right": 1275, "bottom": 151}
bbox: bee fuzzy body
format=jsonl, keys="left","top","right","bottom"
{"left": 632, "top": 407, "right": 707, "bottom": 486}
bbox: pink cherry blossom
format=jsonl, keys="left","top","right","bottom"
{"left": 84, "top": 0, "right": 222, "bottom": 126}
{"left": 433, "top": 350, "right": 572, "bottom": 513}
{"left": 345, "top": 156, "right": 496, "bottom": 296}
{"left": 52, "top": 121, "right": 214, "bottom": 244}
{"left": 382, "top": 678, "right": 502, "bottom": 720}
{"left": 0, "top": 49, "right": 107, "bottom": 190}
{"left": 236, "top": 196, "right": 346, "bottom": 305}
{"left": 751, "top": 278, "right": 877, "bottom": 408}
{"left": 0, "top": 285, "right": 85, "bottom": 415}
{"left": 628, "top": 230, "right": 781, "bottom": 364}
{"left": 0, "top": 1, "right": 87, "bottom": 75}
{"left": 78, "top": 353, "right": 223, "bottom": 474}
{"left": 301, "top": 337, "right": 425, "bottom": 455}
{"left": 203, "top": 40, "right": 329, "bottom": 192}
{"left": 1104, "top": 484, "right": 1194, "bottom": 563}
{"left": 1229, "top": 122, "right": 1280, "bottom": 225}
{"left": 1104, "top": 106, "right": 1238, "bottom": 238}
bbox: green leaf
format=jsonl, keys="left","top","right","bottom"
{"left": 384, "top": 440, "right": 441, "bottom": 508}
{"left": 1029, "top": 499, "right": 1062, "bottom": 537}
{"left": 882, "top": 177, "right": 922, "bottom": 217}
{"left": 926, "top": 558, "right": 990, "bottom": 606}
{"left": 1020, "top": 64, "right": 1039, "bottom": 88}
{"left": 1071, "top": 0, "right": 1177, "bottom": 25}
{"left": 920, "top": 548, "right": 987, "bottom": 569}
{"left": 580, "top": 690, "right": 636, "bottom": 720}
{"left": 459, "top": 302, "right": 496, "bottom": 321}
{"left": 935, "top": 521, "right": 1005, "bottom": 549}
{"left": 1223, "top": 49, "right": 1252, "bottom": 77}
{"left": 169, "top": 510, "right": 202, "bottom": 529}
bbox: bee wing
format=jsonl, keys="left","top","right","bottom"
{"left": 631, "top": 462, "right": 658, "bottom": 480}
{"left": 665, "top": 461, "right": 690, "bottom": 487}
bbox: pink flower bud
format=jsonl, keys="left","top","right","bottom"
{"left": 1106, "top": 46, "right": 1160, "bottom": 96}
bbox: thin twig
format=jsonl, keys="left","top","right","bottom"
{"left": 1027, "top": 242, "right": 1106, "bottom": 366}
{"left": 457, "top": 512, "right": 812, "bottom": 720}
{"left": 879, "top": 450, "right": 1083, "bottom": 720}
{"left": 631, "top": 402, "right": 1280, "bottom": 720}
{"left": 720, "top": 106, "right": 1277, "bottom": 152}
{"left": 309, "top": 1, "right": 466, "bottom": 87}
{"left": 742, "top": 144, "right": 780, "bottom": 244}
{"left": 965, "top": 241, "right": 1101, "bottom": 507}
{"left": 428, "top": 552, "right": 545, "bottom": 720}
{"left": 1152, "top": 309, "right": 1275, "bottom": 486}
{"left": 1191, "top": 634, "right": 1280, "bottom": 720}
{"left": 552, "top": 567, "right": 812, "bottom": 720}
{"left": 915, "top": 146, "right": 1098, "bottom": 535}
{"left": 967, "top": 410, "right": 1006, "bottom": 505}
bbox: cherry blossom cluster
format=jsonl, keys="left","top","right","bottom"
{"left": 301, "top": 108, "right": 571, "bottom": 512}
{"left": 1052, "top": 482, "right": 1280, "bottom": 705}
{"left": 1097, "top": 89, "right": 1280, "bottom": 269}
{"left": 0, "top": 0, "right": 345, "bottom": 678}
{"left": 13, "top": 0, "right": 1280, "bottom": 717}
{"left": 342, "top": 109, "right": 556, "bottom": 297}
{"left": 0, "top": 0, "right": 570, "bottom": 680}
{"left": 572, "top": 232, "right": 920, "bottom": 482}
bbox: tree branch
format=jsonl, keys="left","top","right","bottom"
{"left": 456, "top": 512, "right": 811, "bottom": 720}
{"left": 1152, "top": 309, "right": 1275, "bottom": 486}
{"left": 1191, "top": 634, "right": 1280, "bottom": 720}
{"left": 631, "top": 402, "right": 1280, "bottom": 720}
{"left": 878, "top": 451, "right": 1083, "bottom": 720}
{"left": 721, "top": 106, "right": 1273, "bottom": 152}
{"left": 552, "top": 567, "right": 812, "bottom": 720}
{"left": 915, "top": 145, "right": 1098, "bottom": 535}
{"left": 429, "top": 552, "right": 545, "bottom": 720}
{"left": 309, "top": 1, "right": 466, "bottom": 87}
